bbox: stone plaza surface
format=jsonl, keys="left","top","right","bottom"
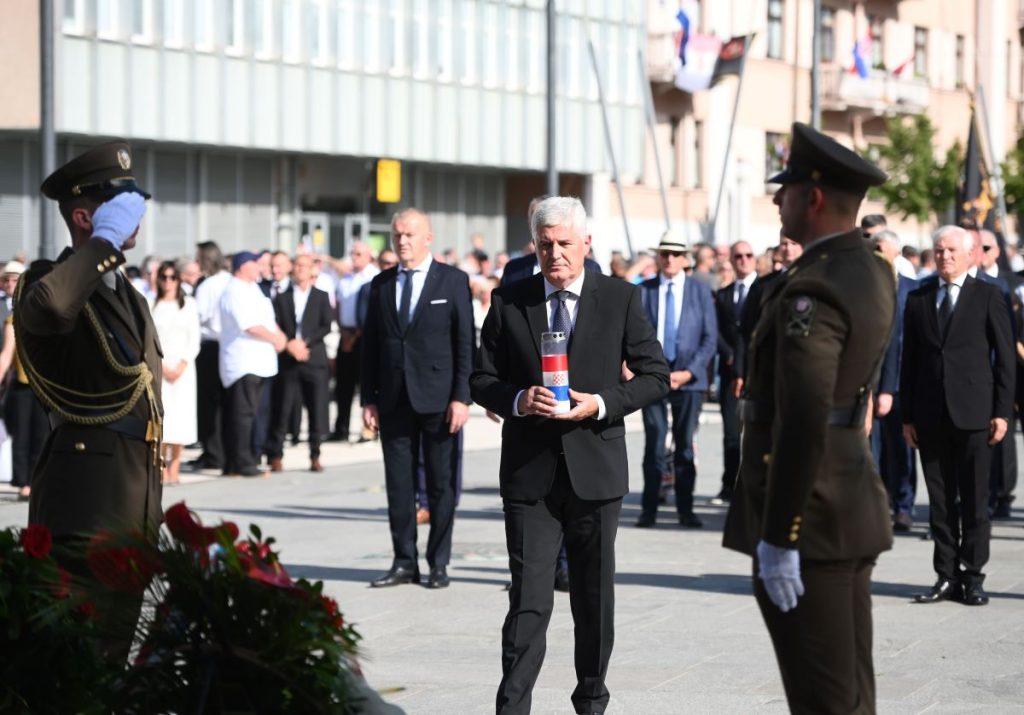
{"left": 2, "top": 406, "right": 1023, "bottom": 713}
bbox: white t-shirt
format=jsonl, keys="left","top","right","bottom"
{"left": 194, "top": 270, "right": 233, "bottom": 341}
{"left": 218, "top": 277, "right": 279, "bottom": 387}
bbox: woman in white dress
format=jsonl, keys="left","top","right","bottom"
{"left": 151, "top": 261, "right": 200, "bottom": 485}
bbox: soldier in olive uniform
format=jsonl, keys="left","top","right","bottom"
{"left": 723, "top": 123, "right": 895, "bottom": 714}
{"left": 18, "top": 143, "right": 162, "bottom": 644}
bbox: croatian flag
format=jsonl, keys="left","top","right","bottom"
{"left": 541, "top": 353, "right": 571, "bottom": 412}
{"left": 676, "top": 8, "right": 691, "bottom": 66}
{"left": 852, "top": 35, "right": 871, "bottom": 78}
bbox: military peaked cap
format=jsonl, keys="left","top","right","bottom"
{"left": 40, "top": 140, "right": 151, "bottom": 202}
{"left": 768, "top": 122, "right": 887, "bottom": 195}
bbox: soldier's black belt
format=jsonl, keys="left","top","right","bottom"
{"left": 738, "top": 398, "right": 868, "bottom": 428}
{"left": 49, "top": 414, "right": 150, "bottom": 442}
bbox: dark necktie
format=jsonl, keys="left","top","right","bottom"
{"left": 550, "top": 290, "right": 572, "bottom": 336}
{"left": 735, "top": 281, "right": 747, "bottom": 317}
{"left": 271, "top": 281, "right": 280, "bottom": 299}
{"left": 939, "top": 284, "right": 954, "bottom": 337}
{"left": 398, "top": 269, "right": 415, "bottom": 331}
{"left": 663, "top": 282, "right": 677, "bottom": 363}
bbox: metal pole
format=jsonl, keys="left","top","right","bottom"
{"left": 587, "top": 38, "right": 634, "bottom": 257}
{"left": 708, "top": 35, "right": 751, "bottom": 244}
{"left": 638, "top": 48, "right": 671, "bottom": 232}
{"left": 39, "top": 0, "right": 56, "bottom": 260}
{"left": 811, "top": 0, "right": 821, "bottom": 129}
{"left": 545, "top": 0, "right": 558, "bottom": 196}
{"left": 975, "top": 84, "right": 1014, "bottom": 246}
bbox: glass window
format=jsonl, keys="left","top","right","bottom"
{"left": 870, "top": 15, "right": 884, "bottom": 69}
{"left": 97, "top": 0, "right": 120, "bottom": 39}
{"left": 337, "top": 0, "right": 359, "bottom": 69}
{"left": 194, "top": 0, "right": 215, "bottom": 50}
{"left": 688, "top": 120, "right": 703, "bottom": 189}
{"left": 388, "top": 0, "right": 407, "bottom": 74}
{"left": 913, "top": 26, "right": 927, "bottom": 78}
{"left": 459, "top": 0, "right": 477, "bottom": 84}
{"left": 412, "top": 0, "right": 431, "bottom": 78}
{"left": 163, "top": 0, "right": 184, "bottom": 47}
{"left": 282, "top": 0, "right": 302, "bottom": 62}
{"left": 435, "top": 0, "right": 453, "bottom": 80}
{"left": 363, "top": 0, "right": 381, "bottom": 72}
{"left": 504, "top": 3, "right": 520, "bottom": 90}
{"left": 669, "top": 117, "right": 680, "bottom": 187}
{"left": 309, "top": 0, "right": 331, "bottom": 64}
{"left": 63, "top": 0, "right": 87, "bottom": 34}
{"left": 252, "top": 0, "right": 275, "bottom": 58}
{"left": 604, "top": 23, "right": 620, "bottom": 103}
{"left": 820, "top": 6, "right": 834, "bottom": 63}
{"left": 955, "top": 34, "right": 964, "bottom": 88}
{"left": 765, "top": 132, "right": 787, "bottom": 185}
{"left": 226, "top": 0, "right": 245, "bottom": 54}
{"left": 482, "top": 2, "right": 499, "bottom": 87}
{"left": 132, "top": 0, "right": 153, "bottom": 43}
{"left": 527, "top": 8, "right": 543, "bottom": 93}
{"left": 766, "top": 0, "right": 783, "bottom": 60}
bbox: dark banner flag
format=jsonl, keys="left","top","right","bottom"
{"left": 957, "top": 110, "right": 1009, "bottom": 268}
{"left": 711, "top": 35, "right": 750, "bottom": 86}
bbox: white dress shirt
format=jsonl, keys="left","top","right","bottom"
{"left": 512, "top": 271, "right": 606, "bottom": 419}
{"left": 937, "top": 272, "right": 968, "bottom": 310}
{"left": 983, "top": 264, "right": 1000, "bottom": 280}
{"left": 193, "top": 270, "right": 233, "bottom": 341}
{"left": 336, "top": 263, "right": 379, "bottom": 328}
{"left": 733, "top": 271, "right": 757, "bottom": 304}
{"left": 292, "top": 283, "right": 311, "bottom": 340}
{"left": 656, "top": 272, "right": 685, "bottom": 353}
{"left": 395, "top": 254, "right": 433, "bottom": 321}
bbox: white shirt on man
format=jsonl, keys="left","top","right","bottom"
{"left": 218, "top": 277, "right": 279, "bottom": 388}
{"left": 336, "top": 263, "right": 379, "bottom": 328}
{"left": 937, "top": 272, "right": 968, "bottom": 310}
{"left": 292, "top": 283, "right": 311, "bottom": 340}
{"left": 194, "top": 270, "right": 232, "bottom": 341}
{"left": 395, "top": 253, "right": 433, "bottom": 321}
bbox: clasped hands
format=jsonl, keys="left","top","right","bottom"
{"left": 516, "top": 386, "right": 599, "bottom": 421}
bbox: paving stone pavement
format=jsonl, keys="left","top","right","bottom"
{"left": 2, "top": 406, "right": 1023, "bottom": 713}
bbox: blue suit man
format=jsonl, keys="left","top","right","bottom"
{"left": 871, "top": 271, "right": 918, "bottom": 529}
{"left": 637, "top": 238, "right": 717, "bottom": 527}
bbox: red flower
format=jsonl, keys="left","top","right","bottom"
{"left": 52, "top": 567, "right": 72, "bottom": 599}
{"left": 86, "top": 533, "right": 163, "bottom": 592}
{"left": 236, "top": 540, "right": 294, "bottom": 589}
{"left": 214, "top": 521, "right": 239, "bottom": 543}
{"left": 20, "top": 524, "right": 52, "bottom": 559}
{"left": 164, "top": 502, "right": 210, "bottom": 549}
{"left": 320, "top": 595, "right": 344, "bottom": 630}
{"left": 77, "top": 601, "right": 97, "bottom": 620}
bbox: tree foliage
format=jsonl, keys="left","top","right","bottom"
{"left": 1001, "top": 133, "right": 1024, "bottom": 222}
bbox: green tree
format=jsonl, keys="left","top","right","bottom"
{"left": 1000, "top": 133, "right": 1024, "bottom": 223}
{"left": 870, "top": 115, "right": 961, "bottom": 223}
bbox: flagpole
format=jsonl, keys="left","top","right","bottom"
{"left": 638, "top": 48, "right": 672, "bottom": 233}
{"left": 707, "top": 34, "right": 752, "bottom": 245}
{"left": 811, "top": 0, "right": 822, "bottom": 129}
{"left": 975, "top": 84, "right": 1014, "bottom": 247}
{"left": 546, "top": 0, "right": 558, "bottom": 197}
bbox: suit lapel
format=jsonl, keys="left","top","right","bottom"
{"left": 93, "top": 279, "right": 144, "bottom": 352}
{"left": 282, "top": 288, "right": 297, "bottom": 336}
{"left": 646, "top": 282, "right": 659, "bottom": 328}
{"left": 380, "top": 268, "right": 399, "bottom": 333}
{"left": 923, "top": 282, "right": 941, "bottom": 344}
{"left": 568, "top": 271, "right": 599, "bottom": 373}
{"left": 944, "top": 276, "right": 976, "bottom": 343}
{"left": 525, "top": 275, "right": 548, "bottom": 359}
{"left": 406, "top": 261, "right": 443, "bottom": 335}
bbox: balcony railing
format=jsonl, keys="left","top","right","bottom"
{"left": 820, "top": 65, "right": 930, "bottom": 114}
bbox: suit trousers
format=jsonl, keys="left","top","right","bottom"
{"left": 869, "top": 395, "right": 917, "bottom": 517}
{"left": 497, "top": 462, "right": 621, "bottom": 715}
{"left": 379, "top": 390, "right": 456, "bottom": 569}
{"left": 989, "top": 413, "right": 1018, "bottom": 507}
{"left": 755, "top": 556, "right": 877, "bottom": 715}
{"left": 251, "top": 377, "right": 273, "bottom": 459}
{"left": 918, "top": 417, "right": 991, "bottom": 584}
{"left": 266, "top": 363, "right": 330, "bottom": 460}
{"left": 4, "top": 383, "right": 50, "bottom": 488}
{"left": 640, "top": 390, "right": 703, "bottom": 519}
{"left": 224, "top": 374, "right": 263, "bottom": 474}
{"left": 719, "top": 387, "right": 741, "bottom": 495}
{"left": 334, "top": 340, "right": 361, "bottom": 438}
{"left": 196, "top": 340, "right": 224, "bottom": 466}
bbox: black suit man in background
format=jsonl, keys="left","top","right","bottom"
{"left": 471, "top": 197, "right": 669, "bottom": 714}
{"left": 362, "top": 208, "right": 474, "bottom": 590}
{"left": 712, "top": 241, "right": 757, "bottom": 505}
{"left": 265, "top": 253, "right": 334, "bottom": 473}
{"left": 902, "top": 225, "right": 1014, "bottom": 606}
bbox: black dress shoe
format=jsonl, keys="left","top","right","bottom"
{"left": 914, "top": 578, "right": 958, "bottom": 603}
{"left": 554, "top": 567, "right": 570, "bottom": 592}
{"left": 992, "top": 498, "right": 1012, "bottom": 519}
{"left": 893, "top": 512, "right": 913, "bottom": 532}
{"left": 963, "top": 583, "right": 990, "bottom": 606}
{"left": 709, "top": 488, "right": 732, "bottom": 506}
{"left": 371, "top": 566, "right": 420, "bottom": 588}
{"left": 426, "top": 566, "right": 450, "bottom": 589}
{"left": 635, "top": 514, "right": 656, "bottom": 528}
{"left": 679, "top": 513, "right": 703, "bottom": 529}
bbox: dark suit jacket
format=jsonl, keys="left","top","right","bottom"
{"left": 361, "top": 260, "right": 474, "bottom": 415}
{"left": 470, "top": 271, "right": 669, "bottom": 501}
{"left": 18, "top": 239, "right": 164, "bottom": 538}
{"left": 713, "top": 280, "right": 753, "bottom": 382}
{"left": 900, "top": 275, "right": 1014, "bottom": 433}
{"left": 500, "top": 253, "right": 602, "bottom": 287}
{"left": 639, "top": 275, "right": 717, "bottom": 391}
{"left": 272, "top": 285, "right": 333, "bottom": 369}
{"left": 878, "top": 273, "right": 918, "bottom": 395}
{"left": 736, "top": 270, "right": 782, "bottom": 380}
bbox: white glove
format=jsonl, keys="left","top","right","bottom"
{"left": 756, "top": 539, "right": 804, "bottom": 613}
{"left": 90, "top": 192, "right": 147, "bottom": 251}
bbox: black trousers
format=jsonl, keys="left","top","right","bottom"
{"left": 497, "top": 463, "right": 621, "bottom": 715}
{"left": 919, "top": 418, "right": 991, "bottom": 584}
{"left": 265, "top": 363, "right": 329, "bottom": 459}
{"left": 4, "top": 383, "right": 50, "bottom": 487}
{"left": 196, "top": 340, "right": 225, "bottom": 466}
{"left": 755, "top": 557, "right": 877, "bottom": 715}
{"left": 379, "top": 393, "right": 456, "bottom": 569}
{"left": 719, "top": 385, "right": 740, "bottom": 495}
{"left": 989, "top": 413, "right": 1018, "bottom": 506}
{"left": 251, "top": 377, "right": 273, "bottom": 459}
{"left": 224, "top": 375, "right": 263, "bottom": 474}
{"left": 334, "top": 340, "right": 361, "bottom": 437}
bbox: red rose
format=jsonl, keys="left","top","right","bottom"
{"left": 164, "top": 502, "right": 211, "bottom": 549}
{"left": 76, "top": 601, "right": 97, "bottom": 620}
{"left": 86, "top": 533, "right": 163, "bottom": 592}
{"left": 214, "top": 521, "right": 239, "bottom": 543}
{"left": 320, "top": 595, "right": 344, "bottom": 630}
{"left": 20, "top": 524, "right": 52, "bottom": 559}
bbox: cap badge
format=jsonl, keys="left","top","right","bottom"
{"left": 117, "top": 149, "right": 131, "bottom": 171}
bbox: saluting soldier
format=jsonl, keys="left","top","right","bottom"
{"left": 723, "top": 123, "right": 895, "bottom": 714}
{"left": 18, "top": 142, "right": 162, "bottom": 638}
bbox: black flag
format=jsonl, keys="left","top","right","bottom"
{"left": 956, "top": 110, "right": 1009, "bottom": 268}
{"left": 711, "top": 35, "right": 749, "bottom": 86}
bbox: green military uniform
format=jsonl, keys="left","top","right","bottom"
{"left": 19, "top": 142, "right": 163, "bottom": 540}
{"left": 723, "top": 124, "right": 895, "bottom": 714}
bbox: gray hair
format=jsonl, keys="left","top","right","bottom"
{"left": 530, "top": 196, "right": 587, "bottom": 242}
{"left": 872, "top": 229, "right": 900, "bottom": 247}
{"left": 932, "top": 224, "right": 971, "bottom": 250}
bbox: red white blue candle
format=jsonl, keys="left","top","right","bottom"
{"left": 541, "top": 332, "right": 571, "bottom": 414}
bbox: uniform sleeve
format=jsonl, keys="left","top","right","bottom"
{"left": 762, "top": 282, "right": 846, "bottom": 548}
{"left": 449, "top": 271, "right": 474, "bottom": 405}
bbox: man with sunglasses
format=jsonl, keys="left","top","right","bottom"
{"left": 636, "top": 230, "right": 718, "bottom": 528}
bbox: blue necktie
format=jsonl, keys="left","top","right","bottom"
{"left": 550, "top": 290, "right": 572, "bottom": 336}
{"left": 663, "top": 282, "right": 677, "bottom": 364}
{"left": 735, "top": 281, "right": 747, "bottom": 317}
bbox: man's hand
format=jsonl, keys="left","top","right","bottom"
{"left": 669, "top": 370, "right": 693, "bottom": 390}
{"left": 340, "top": 332, "right": 358, "bottom": 353}
{"left": 732, "top": 378, "right": 744, "bottom": 399}
{"left": 517, "top": 386, "right": 559, "bottom": 417}
{"left": 876, "top": 392, "right": 893, "bottom": 418}
{"left": 286, "top": 338, "right": 309, "bottom": 361}
{"left": 551, "top": 390, "right": 599, "bottom": 422}
{"left": 362, "top": 404, "right": 379, "bottom": 433}
{"left": 620, "top": 362, "right": 635, "bottom": 382}
{"left": 447, "top": 401, "right": 469, "bottom": 434}
{"left": 485, "top": 409, "right": 502, "bottom": 424}
{"left": 989, "top": 417, "right": 1008, "bottom": 446}
{"left": 902, "top": 423, "right": 918, "bottom": 449}
{"left": 90, "top": 192, "right": 147, "bottom": 251}
{"left": 756, "top": 540, "right": 804, "bottom": 613}
{"left": 162, "top": 360, "right": 186, "bottom": 384}
{"left": 271, "top": 331, "right": 288, "bottom": 353}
